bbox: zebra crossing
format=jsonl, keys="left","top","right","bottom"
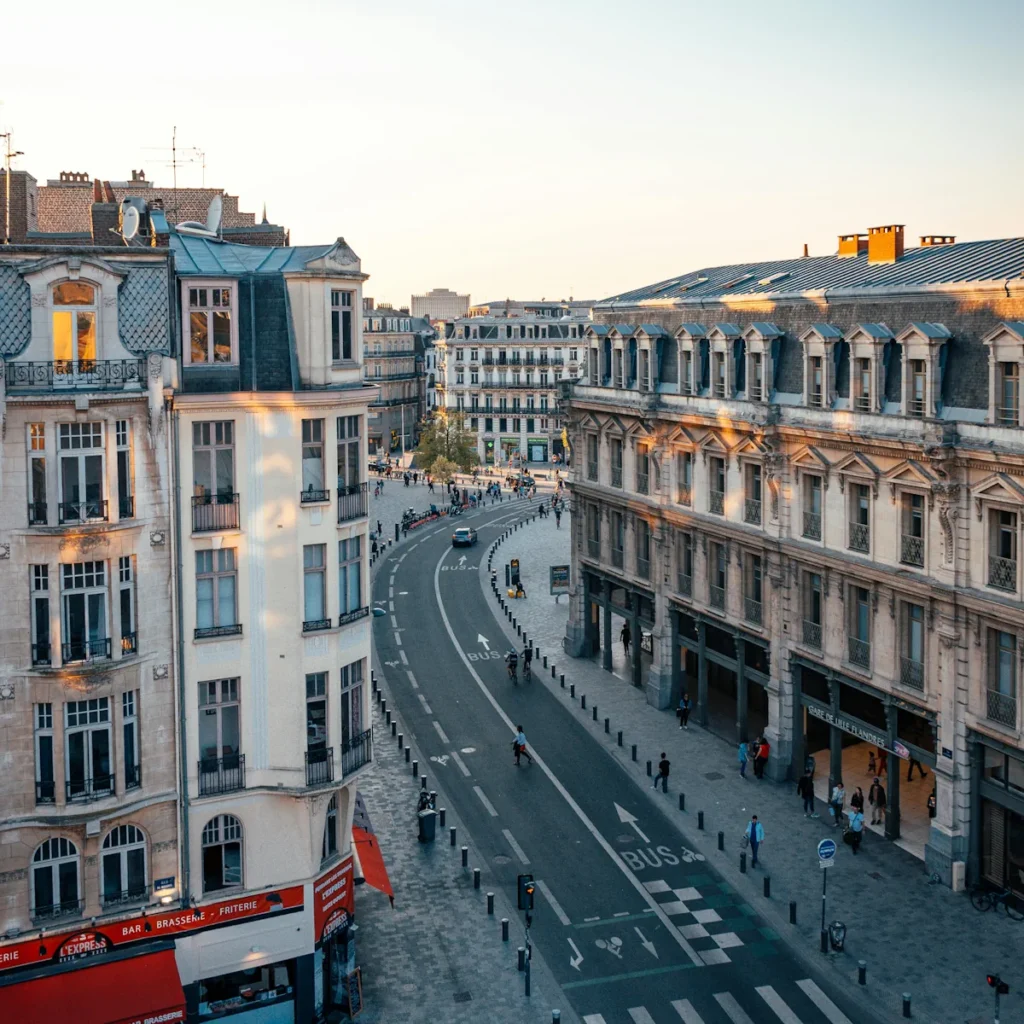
{"left": 581, "top": 978, "right": 853, "bottom": 1024}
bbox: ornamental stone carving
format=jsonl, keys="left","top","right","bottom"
{"left": 934, "top": 483, "right": 960, "bottom": 565}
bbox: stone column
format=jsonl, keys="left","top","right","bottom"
{"left": 603, "top": 600, "right": 613, "bottom": 671}
{"left": 697, "top": 620, "right": 708, "bottom": 727}
{"left": 735, "top": 637, "right": 748, "bottom": 743}
{"left": 563, "top": 501, "right": 588, "bottom": 657}
{"left": 885, "top": 703, "right": 901, "bottom": 841}
{"left": 828, "top": 675, "right": 843, "bottom": 796}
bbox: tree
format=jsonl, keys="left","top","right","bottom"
{"left": 416, "top": 410, "right": 478, "bottom": 472}
{"left": 429, "top": 456, "right": 459, "bottom": 485}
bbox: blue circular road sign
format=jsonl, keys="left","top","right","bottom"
{"left": 817, "top": 838, "right": 837, "bottom": 861}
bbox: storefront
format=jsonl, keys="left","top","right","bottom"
{"left": 312, "top": 856, "right": 356, "bottom": 1022}
{"left": 483, "top": 437, "right": 495, "bottom": 465}
{"left": 526, "top": 437, "right": 548, "bottom": 462}
{"left": 500, "top": 437, "right": 520, "bottom": 463}
{"left": 582, "top": 568, "right": 655, "bottom": 689}
{"left": 972, "top": 736, "right": 1024, "bottom": 897}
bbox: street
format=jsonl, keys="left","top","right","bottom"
{"left": 371, "top": 498, "right": 873, "bottom": 1024}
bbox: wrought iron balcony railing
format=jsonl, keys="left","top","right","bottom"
{"left": 744, "top": 498, "right": 762, "bottom": 525}
{"left": 709, "top": 584, "right": 725, "bottom": 610}
{"left": 66, "top": 774, "right": 114, "bottom": 801}
{"left": 35, "top": 780, "right": 56, "bottom": 804}
{"left": 636, "top": 556, "right": 650, "bottom": 579}
{"left": 587, "top": 538, "right": 601, "bottom": 560}
{"left": 989, "top": 555, "right": 1017, "bottom": 592}
{"left": 338, "top": 482, "right": 368, "bottom": 523}
{"left": 31, "top": 898, "right": 84, "bottom": 923}
{"left": 198, "top": 754, "right": 245, "bottom": 796}
{"left": 803, "top": 620, "right": 822, "bottom": 648}
{"left": 31, "top": 642, "right": 52, "bottom": 667}
{"left": 847, "top": 636, "right": 871, "bottom": 668}
{"left": 28, "top": 500, "right": 47, "bottom": 526}
{"left": 59, "top": 499, "right": 108, "bottom": 525}
{"left": 341, "top": 729, "right": 373, "bottom": 777}
{"left": 678, "top": 573, "right": 692, "bottom": 597}
{"left": 125, "top": 763, "right": 141, "bottom": 790}
{"left": 849, "top": 521, "right": 870, "bottom": 553}
{"left": 803, "top": 511, "right": 822, "bottom": 540}
{"left": 194, "top": 623, "right": 242, "bottom": 640}
{"left": 303, "top": 618, "right": 332, "bottom": 633}
{"left": 900, "top": 657, "right": 924, "bottom": 690}
{"left": 987, "top": 689, "right": 1017, "bottom": 728}
{"left": 611, "top": 465, "right": 622, "bottom": 488}
{"left": 587, "top": 460, "right": 598, "bottom": 481}
{"left": 301, "top": 488, "right": 330, "bottom": 504}
{"left": 6, "top": 359, "right": 146, "bottom": 391}
{"left": 709, "top": 490, "right": 725, "bottom": 515}
{"left": 611, "top": 547, "right": 624, "bottom": 569}
{"left": 120, "top": 631, "right": 138, "bottom": 657}
{"left": 192, "top": 493, "right": 240, "bottom": 532}
{"left": 900, "top": 534, "right": 924, "bottom": 567}
{"left": 338, "top": 606, "right": 370, "bottom": 627}
{"left": 636, "top": 472, "right": 649, "bottom": 495}
{"left": 119, "top": 494, "right": 135, "bottom": 519}
{"left": 62, "top": 637, "right": 111, "bottom": 663}
{"left": 305, "top": 747, "right": 335, "bottom": 787}
{"left": 676, "top": 486, "right": 692, "bottom": 507}
{"left": 744, "top": 597, "right": 763, "bottom": 625}
{"left": 101, "top": 884, "right": 151, "bottom": 907}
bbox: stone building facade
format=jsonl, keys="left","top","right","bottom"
{"left": 565, "top": 226, "right": 1024, "bottom": 892}
{"left": 410, "top": 286, "right": 469, "bottom": 320}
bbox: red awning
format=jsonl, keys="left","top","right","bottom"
{"left": 1, "top": 947, "right": 185, "bottom": 1024}
{"left": 353, "top": 825, "right": 394, "bottom": 905}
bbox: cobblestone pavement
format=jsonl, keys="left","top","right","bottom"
{"left": 481, "top": 513, "right": 1024, "bottom": 1024}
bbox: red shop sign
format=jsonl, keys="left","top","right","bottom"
{"left": 314, "top": 856, "right": 354, "bottom": 942}
{"left": 0, "top": 885, "right": 303, "bottom": 975}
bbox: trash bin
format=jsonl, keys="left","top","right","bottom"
{"left": 418, "top": 808, "right": 437, "bottom": 844}
{"left": 828, "top": 920, "right": 846, "bottom": 952}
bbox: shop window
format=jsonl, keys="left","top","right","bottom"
{"left": 31, "top": 837, "right": 81, "bottom": 922}
{"left": 101, "top": 824, "right": 147, "bottom": 905}
{"left": 198, "top": 963, "right": 295, "bottom": 1020}
{"left": 322, "top": 794, "right": 338, "bottom": 864}
{"left": 202, "top": 814, "right": 243, "bottom": 893}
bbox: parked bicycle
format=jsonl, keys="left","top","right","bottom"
{"left": 970, "top": 885, "right": 1024, "bottom": 920}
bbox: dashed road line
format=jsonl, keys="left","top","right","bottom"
{"left": 406, "top": 670, "right": 418, "bottom": 690}
{"left": 449, "top": 750, "right": 471, "bottom": 776}
{"left": 501, "top": 828, "right": 530, "bottom": 865}
{"left": 714, "top": 992, "right": 755, "bottom": 1024}
{"left": 399, "top": 650, "right": 408, "bottom": 665}
{"left": 388, "top": 600, "right": 394, "bottom": 612}
{"left": 473, "top": 785, "right": 498, "bottom": 817}
{"left": 535, "top": 878, "right": 570, "bottom": 926}
{"left": 388, "top": 586, "right": 394, "bottom": 598}
{"left": 613, "top": 911, "right": 630, "bottom": 917}
{"left": 390, "top": 615, "right": 398, "bottom": 628}
{"left": 432, "top": 720, "right": 450, "bottom": 744}
{"left": 393, "top": 632, "right": 402, "bottom": 645}
{"left": 417, "top": 693, "right": 433, "bottom": 714}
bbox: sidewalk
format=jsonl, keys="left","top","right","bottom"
{"left": 483, "top": 514, "right": 1024, "bottom": 1024}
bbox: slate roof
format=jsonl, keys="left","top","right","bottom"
{"left": 600, "top": 236, "right": 1024, "bottom": 306}
{"left": 807, "top": 323, "right": 844, "bottom": 338}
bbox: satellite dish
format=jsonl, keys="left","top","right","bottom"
{"left": 122, "top": 205, "right": 140, "bottom": 241}
{"left": 205, "top": 195, "right": 223, "bottom": 235}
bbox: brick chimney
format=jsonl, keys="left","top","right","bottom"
{"left": 867, "top": 224, "right": 905, "bottom": 264}
{"left": 919, "top": 235, "right": 955, "bottom": 247}
{"left": 0, "top": 168, "right": 38, "bottom": 243}
{"left": 90, "top": 181, "right": 120, "bottom": 244}
{"left": 837, "top": 233, "right": 868, "bottom": 258}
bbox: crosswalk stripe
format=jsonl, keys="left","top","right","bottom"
{"left": 671, "top": 998, "right": 706, "bottom": 1024}
{"left": 757, "top": 986, "right": 803, "bottom": 1024}
{"left": 796, "top": 979, "right": 853, "bottom": 1024}
{"left": 582, "top": 1016, "right": 607, "bottom": 1024}
{"left": 628, "top": 1009, "right": 657, "bottom": 1024}
{"left": 714, "top": 992, "right": 756, "bottom": 1024}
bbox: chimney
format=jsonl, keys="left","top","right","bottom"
{"left": 919, "top": 235, "right": 955, "bottom": 247}
{"left": 93, "top": 178, "right": 103, "bottom": 202}
{"left": 867, "top": 224, "right": 905, "bottom": 264}
{"left": 837, "top": 233, "right": 868, "bottom": 258}
{"left": 802, "top": 243, "right": 809, "bottom": 258}
{"left": 90, "top": 199, "right": 120, "bottom": 244}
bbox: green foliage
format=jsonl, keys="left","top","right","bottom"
{"left": 416, "top": 411, "right": 478, "bottom": 472}
{"left": 429, "top": 456, "right": 459, "bottom": 484}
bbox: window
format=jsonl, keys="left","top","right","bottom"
{"left": 337, "top": 416, "right": 362, "bottom": 491}
{"left": 677, "top": 532, "right": 693, "bottom": 596}
{"left": 708, "top": 456, "right": 725, "bottom": 515}
{"left": 202, "top": 815, "right": 243, "bottom": 893}
{"left": 339, "top": 537, "right": 362, "bottom": 615}
{"left": 749, "top": 353, "right": 763, "bottom": 401}
{"left": 303, "top": 544, "right": 328, "bottom": 630}
{"left": 855, "top": 358, "right": 871, "bottom": 411}
{"left": 803, "top": 475, "right": 822, "bottom": 540}
{"left": 636, "top": 519, "right": 651, "bottom": 578}
{"left": 989, "top": 509, "right": 1018, "bottom": 591}
{"left": 301, "top": 419, "right": 327, "bottom": 500}
{"left": 52, "top": 281, "right": 96, "bottom": 371}
{"left": 712, "top": 352, "right": 726, "bottom": 398}
{"left": 499, "top": 418, "right": 507, "bottom": 433}
{"left": 112, "top": 419, "right": 134, "bottom": 519}
{"left": 322, "top": 794, "right": 338, "bottom": 864}
{"left": 331, "top": 290, "right": 354, "bottom": 361}
{"left": 681, "top": 351, "right": 693, "bottom": 394}
{"left": 470, "top": 371, "right": 479, "bottom": 385}
{"left": 198, "top": 678, "right": 242, "bottom": 797}
{"left": 192, "top": 422, "right": 237, "bottom": 530}
{"left": 28, "top": 423, "right": 46, "bottom": 525}
{"left": 908, "top": 359, "right": 927, "bottom": 417}
{"left": 340, "top": 659, "right": 365, "bottom": 761}
{"left": 65, "top": 697, "right": 112, "bottom": 799}
{"left": 61, "top": 561, "right": 109, "bottom": 663}
{"left": 987, "top": 629, "right": 1018, "bottom": 727}
{"left": 31, "top": 838, "right": 80, "bottom": 921}
{"left": 997, "top": 363, "right": 1019, "bottom": 426}
{"left": 307, "top": 672, "right": 328, "bottom": 751}
{"left": 186, "top": 285, "right": 233, "bottom": 364}
{"left": 195, "top": 549, "right": 238, "bottom": 637}
{"left": 847, "top": 585, "right": 871, "bottom": 668}
{"left": 484, "top": 417, "right": 493, "bottom": 433}
{"left": 900, "top": 602, "right": 925, "bottom": 690}
{"left": 102, "top": 825, "right": 147, "bottom": 905}
{"left": 676, "top": 452, "right": 692, "bottom": 505}
{"left": 59, "top": 422, "right": 105, "bottom": 523}
{"left": 119, "top": 556, "right": 137, "bottom": 656}
{"left": 34, "top": 703, "right": 55, "bottom": 804}
{"left": 586, "top": 503, "right": 601, "bottom": 560}
{"left": 470, "top": 348, "right": 478, "bottom": 361}
{"left": 709, "top": 542, "right": 726, "bottom": 609}
{"left": 586, "top": 435, "right": 598, "bottom": 481}
{"left": 744, "top": 554, "right": 763, "bottom": 625}
{"left": 611, "top": 511, "right": 624, "bottom": 568}
{"left": 31, "top": 565, "right": 51, "bottom": 666}
{"left": 809, "top": 356, "right": 824, "bottom": 407}
{"left": 900, "top": 493, "right": 925, "bottom": 567}
{"left": 802, "top": 571, "right": 823, "bottom": 648}
{"left": 123, "top": 691, "right": 140, "bottom": 789}
{"left": 611, "top": 438, "right": 623, "bottom": 488}
{"left": 849, "top": 483, "right": 870, "bottom": 553}
{"left": 636, "top": 445, "right": 650, "bottom": 495}
{"left": 744, "top": 464, "right": 762, "bottom": 525}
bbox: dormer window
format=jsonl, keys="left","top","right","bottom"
{"left": 997, "top": 363, "right": 1020, "bottom": 426}
{"left": 907, "top": 360, "right": 926, "bottom": 417}
{"left": 809, "top": 357, "right": 824, "bottom": 407}
{"left": 854, "top": 358, "right": 871, "bottom": 411}
{"left": 712, "top": 353, "right": 726, "bottom": 398}
{"left": 749, "top": 353, "right": 763, "bottom": 401}
{"left": 331, "top": 291, "right": 354, "bottom": 362}
{"left": 186, "top": 286, "right": 234, "bottom": 364}
{"left": 897, "top": 322, "right": 950, "bottom": 418}
{"left": 53, "top": 281, "right": 97, "bottom": 369}
{"left": 982, "top": 322, "right": 1024, "bottom": 427}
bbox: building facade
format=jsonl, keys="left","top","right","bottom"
{"left": 410, "top": 286, "right": 469, "bottom": 320}
{"left": 470, "top": 297, "right": 595, "bottom": 319}
{"left": 435, "top": 313, "right": 589, "bottom": 465}
{"left": 565, "top": 226, "right": 1024, "bottom": 894}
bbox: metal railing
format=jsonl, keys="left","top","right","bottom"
{"left": 989, "top": 555, "right": 1017, "bottom": 592}
{"left": 194, "top": 623, "right": 242, "bottom": 640}
{"left": 31, "top": 642, "right": 52, "bottom": 667}
{"left": 855, "top": 394, "right": 871, "bottom": 412}
{"left": 6, "top": 359, "right": 146, "bottom": 391}
{"left": 338, "top": 606, "right": 369, "bottom": 627}
{"left": 58, "top": 499, "right": 108, "bottom": 524}
{"left": 125, "top": 763, "right": 141, "bottom": 790}
{"left": 611, "top": 546, "right": 624, "bottom": 569}
{"left": 849, "top": 522, "right": 870, "bottom": 553}
{"left": 677, "top": 486, "right": 691, "bottom": 506}
{"left": 749, "top": 384, "right": 763, "bottom": 402}
{"left": 66, "top": 774, "right": 114, "bottom": 801}
{"left": 198, "top": 754, "right": 245, "bottom": 796}
{"left": 192, "top": 493, "right": 240, "bottom": 532}
{"left": 303, "top": 618, "right": 332, "bottom": 633}
{"left": 710, "top": 583, "right": 725, "bottom": 610}
{"left": 900, "top": 657, "right": 924, "bottom": 690}
{"left": 28, "top": 501, "right": 47, "bottom": 526}
{"left": 338, "top": 482, "right": 368, "bottom": 523}
{"left": 744, "top": 597, "right": 763, "bottom": 625}
{"left": 341, "top": 729, "right": 373, "bottom": 777}
{"left": 997, "top": 405, "right": 1019, "bottom": 427}
{"left": 119, "top": 494, "right": 135, "bottom": 519}
{"left": 306, "top": 747, "right": 335, "bottom": 786}
{"left": 678, "top": 572, "right": 692, "bottom": 597}
{"left": 744, "top": 497, "right": 762, "bottom": 525}
{"left": 300, "top": 488, "right": 330, "bottom": 504}
{"left": 900, "top": 534, "right": 924, "bottom": 567}
{"left": 803, "top": 511, "right": 821, "bottom": 540}
{"left": 908, "top": 398, "right": 926, "bottom": 418}
{"left": 709, "top": 490, "right": 725, "bottom": 515}
{"left": 987, "top": 690, "right": 1017, "bottom": 728}
{"left": 803, "top": 620, "right": 822, "bottom": 648}
{"left": 32, "top": 899, "right": 84, "bottom": 923}
{"left": 847, "top": 636, "right": 871, "bottom": 668}
{"left": 810, "top": 389, "right": 824, "bottom": 408}
{"left": 62, "top": 637, "right": 111, "bottom": 663}
{"left": 120, "top": 632, "right": 138, "bottom": 657}
{"left": 35, "top": 780, "right": 56, "bottom": 804}
{"left": 587, "top": 538, "right": 601, "bottom": 560}
{"left": 102, "top": 884, "right": 151, "bottom": 907}
{"left": 611, "top": 466, "right": 623, "bottom": 488}
{"left": 587, "top": 459, "right": 598, "bottom": 481}
{"left": 636, "top": 471, "right": 649, "bottom": 495}
{"left": 636, "top": 556, "right": 650, "bottom": 579}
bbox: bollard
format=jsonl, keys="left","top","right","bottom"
{"left": 473, "top": 868, "right": 480, "bottom": 890}
{"left": 679, "top": 793, "right": 685, "bottom": 811}
{"left": 439, "top": 807, "right": 446, "bottom": 827}
{"left": 593, "top": 706, "right": 597, "bottom": 721}
{"left": 902, "top": 994, "right": 911, "bottom": 1019}
{"left": 405, "top": 747, "right": 411, "bottom": 763}
{"left": 386, "top": 710, "right": 392, "bottom": 726}
{"left": 618, "top": 731, "right": 623, "bottom": 747}
{"left": 381, "top": 699, "right": 387, "bottom": 716}
{"left": 605, "top": 718, "right": 610, "bottom": 734}
{"left": 581, "top": 694, "right": 587, "bottom": 710}
{"left": 534, "top": 646, "right": 540, "bottom": 660}
{"left": 502, "top": 918, "right": 509, "bottom": 942}
{"left": 450, "top": 826, "right": 456, "bottom": 847}
{"left": 570, "top": 684, "right": 575, "bottom": 698}
{"left": 543, "top": 656, "right": 548, "bottom": 669}
{"left": 790, "top": 901, "right": 797, "bottom": 925}
{"left": 461, "top": 846, "right": 468, "bottom": 867}
{"left": 421, "top": 775, "right": 428, "bottom": 790}
{"left": 517, "top": 625, "right": 522, "bottom": 637}
{"left": 518, "top": 947, "right": 526, "bottom": 972}
{"left": 718, "top": 831, "right": 724, "bottom": 851}
{"left": 632, "top": 744, "right": 637, "bottom": 761}
{"left": 391, "top": 721, "right": 397, "bottom": 737}
{"left": 512, "top": 617, "right": 517, "bottom": 629}
{"left": 560, "top": 673, "right": 565, "bottom": 687}
{"left": 552, "top": 1013, "right": 561, "bottom": 1023}
{"left": 646, "top": 760, "right": 652, "bottom": 777}
{"left": 763, "top": 876, "right": 771, "bottom": 899}
{"left": 858, "top": 961, "right": 866, "bottom": 985}
{"left": 412, "top": 760, "right": 419, "bottom": 779}
{"left": 487, "top": 892, "right": 494, "bottom": 915}
{"left": 698, "top": 810, "right": 704, "bottom": 830}
{"left": 398, "top": 733, "right": 404, "bottom": 750}
{"left": 740, "top": 852, "right": 747, "bottom": 873}
{"left": 551, "top": 665, "right": 556, "bottom": 679}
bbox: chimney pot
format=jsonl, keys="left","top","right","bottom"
{"left": 802, "top": 242, "right": 809, "bottom": 258}
{"left": 866, "top": 224, "right": 905, "bottom": 264}
{"left": 837, "top": 233, "right": 869, "bottom": 258}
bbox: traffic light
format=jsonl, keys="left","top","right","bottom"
{"left": 987, "top": 974, "right": 1009, "bottom": 994}
{"left": 517, "top": 873, "right": 535, "bottom": 911}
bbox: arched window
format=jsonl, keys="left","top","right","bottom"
{"left": 321, "top": 795, "right": 338, "bottom": 865}
{"left": 101, "top": 824, "right": 147, "bottom": 905}
{"left": 31, "top": 837, "right": 80, "bottom": 920}
{"left": 202, "top": 814, "right": 242, "bottom": 893}
{"left": 52, "top": 281, "right": 97, "bottom": 369}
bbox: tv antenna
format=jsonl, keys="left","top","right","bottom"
{"left": 1, "top": 130, "right": 25, "bottom": 245}
{"left": 141, "top": 126, "right": 207, "bottom": 221}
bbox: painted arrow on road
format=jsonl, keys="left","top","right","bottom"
{"left": 614, "top": 803, "right": 650, "bottom": 843}
{"left": 478, "top": 634, "right": 490, "bottom": 651}
{"left": 634, "top": 926, "right": 658, "bottom": 959}
{"left": 458, "top": 554, "right": 467, "bottom": 566}
{"left": 567, "top": 938, "right": 584, "bottom": 971}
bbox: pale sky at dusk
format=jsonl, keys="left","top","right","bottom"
{"left": 4, "top": 0, "right": 1022, "bottom": 307}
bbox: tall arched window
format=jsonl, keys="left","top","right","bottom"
{"left": 101, "top": 824, "right": 147, "bottom": 905}
{"left": 321, "top": 795, "right": 338, "bottom": 865}
{"left": 202, "top": 814, "right": 243, "bottom": 893}
{"left": 52, "top": 281, "right": 97, "bottom": 370}
{"left": 31, "top": 837, "right": 80, "bottom": 920}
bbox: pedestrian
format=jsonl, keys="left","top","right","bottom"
{"left": 620, "top": 622, "right": 631, "bottom": 657}
{"left": 678, "top": 692, "right": 692, "bottom": 730}
{"left": 850, "top": 786, "right": 865, "bottom": 816}
{"left": 906, "top": 757, "right": 927, "bottom": 782}
{"left": 554, "top": 508, "right": 562, "bottom": 529}
{"left": 738, "top": 741, "right": 748, "bottom": 778}
{"left": 377, "top": 520, "right": 382, "bottom": 537}
{"left": 797, "top": 769, "right": 815, "bottom": 816}
{"left": 756, "top": 737, "right": 770, "bottom": 779}
{"left": 380, "top": 479, "right": 385, "bottom": 492}
{"left": 428, "top": 480, "right": 434, "bottom": 494}
{"left": 404, "top": 472, "right": 410, "bottom": 487}
{"left": 867, "top": 749, "right": 877, "bottom": 776}
{"left": 877, "top": 749, "right": 888, "bottom": 776}
{"left": 829, "top": 780, "right": 846, "bottom": 828}
{"left": 847, "top": 806, "right": 864, "bottom": 854}
{"left": 371, "top": 538, "right": 379, "bottom": 557}
{"left": 374, "top": 483, "right": 381, "bottom": 498}
{"left": 413, "top": 472, "right": 419, "bottom": 485}
{"left": 927, "top": 789, "right": 937, "bottom": 818}
{"left": 868, "top": 776, "right": 886, "bottom": 825}
{"left": 653, "top": 752, "right": 670, "bottom": 791}
{"left": 513, "top": 725, "right": 533, "bottom": 766}
{"left": 744, "top": 815, "right": 765, "bottom": 867}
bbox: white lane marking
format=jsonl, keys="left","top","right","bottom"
{"left": 628, "top": 1009, "right": 656, "bottom": 1024}
{"left": 714, "top": 993, "right": 755, "bottom": 1024}
{"left": 389, "top": 575, "right": 396, "bottom": 585}
{"left": 583, "top": 1016, "right": 607, "bottom": 1024}
{"left": 449, "top": 750, "right": 471, "bottom": 776}
{"left": 399, "top": 649, "right": 408, "bottom": 665}
{"left": 398, "top": 554, "right": 406, "bottom": 562}
{"left": 417, "top": 693, "right": 433, "bottom": 714}
{"left": 406, "top": 670, "right": 419, "bottom": 690}
{"left": 433, "top": 547, "right": 704, "bottom": 968}
{"left": 394, "top": 632, "right": 402, "bottom": 645}
{"left": 795, "top": 980, "right": 852, "bottom": 1024}
{"left": 501, "top": 828, "right": 530, "bottom": 865}
{"left": 535, "top": 878, "right": 570, "bottom": 926}
{"left": 671, "top": 999, "right": 706, "bottom": 1024}
{"left": 613, "top": 911, "right": 630, "bottom": 917}
{"left": 398, "top": 591, "right": 409, "bottom": 595}
{"left": 391, "top": 615, "right": 398, "bottom": 628}
{"left": 433, "top": 721, "right": 450, "bottom": 744}
{"left": 584, "top": 916, "right": 600, "bottom": 922}
{"left": 388, "top": 586, "right": 394, "bottom": 598}
{"left": 473, "top": 785, "right": 498, "bottom": 817}
{"left": 644, "top": 880, "right": 671, "bottom": 894}
{"left": 388, "top": 600, "right": 395, "bottom": 612}
{"left": 756, "top": 987, "right": 802, "bottom": 1024}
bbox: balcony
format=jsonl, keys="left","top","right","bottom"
{"left": 677, "top": 486, "right": 692, "bottom": 506}
{"left": 341, "top": 728, "right": 373, "bottom": 777}
{"left": 32, "top": 899, "right": 84, "bottom": 924}
{"left": 305, "top": 747, "right": 335, "bottom": 787}
{"left": 59, "top": 499, "right": 108, "bottom": 525}
{"left": 338, "top": 606, "right": 370, "bottom": 627}
{"left": 194, "top": 623, "right": 242, "bottom": 640}
{"left": 101, "top": 884, "right": 151, "bottom": 908}
{"left": 987, "top": 689, "right": 1017, "bottom": 728}
{"left": 62, "top": 637, "right": 112, "bottom": 663}
{"left": 636, "top": 556, "right": 650, "bottom": 579}
{"left": 119, "top": 494, "right": 135, "bottom": 519}
{"left": 744, "top": 597, "right": 763, "bottom": 625}
{"left": 125, "top": 763, "right": 141, "bottom": 790}
{"left": 338, "top": 482, "right": 369, "bottom": 523}
{"left": 847, "top": 636, "right": 871, "bottom": 668}
{"left": 587, "top": 537, "right": 601, "bottom": 560}
{"left": 303, "top": 618, "right": 332, "bottom": 633}
{"left": 35, "top": 780, "right": 56, "bottom": 804}
{"left": 636, "top": 472, "right": 649, "bottom": 495}
{"left": 899, "top": 657, "right": 924, "bottom": 690}
{"left": 989, "top": 555, "right": 1017, "bottom": 592}
{"left": 611, "top": 466, "right": 623, "bottom": 488}
{"left": 803, "top": 511, "right": 822, "bottom": 540}
{"left": 749, "top": 384, "right": 763, "bottom": 402}
{"left": 709, "top": 490, "right": 725, "bottom": 515}
{"left": 66, "top": 774, "right": 114, "bottom": 801}
{"left": 611, "top": 546, "right": 624, "bottom": 569}
{"left": 198, "top": 754, "right": 245, "bottom": 796}
{"left": 120, "top": 632, "right": 138, "bottom": 657}
{"left": 192, "top": 493, "right": 240, "bottom": 532}
{"left": 5, "top": 358, "right": 146, "bottom": 392}
{"left": 586, "top": 460, "right": 598, "bottom": 481}
{"left": 301, "top": 488, "right": 330, "bottom": 504}
{"left": 900, "top": 534, "right": 924, "bottom": 567}
{"left": 908, "top": 398, "right": 926, "bottom": 418}
{"left": 28, "top": 500, "right": 47, "bottom": 526}
{"left": 744, "top": 497, "right": 762, "bottom": 525}
{"left": 709, "top": 583, "right": 725, "bottom": 610}
{"left": 31, "top": 642, "right": 52, "bottom": 667}
{"left": 848, "top": 522, "right": 870, "bottom": 553}
{"left": 803, "top": 620, "right": 822, "bottom": 648}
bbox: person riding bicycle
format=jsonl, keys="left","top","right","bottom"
{"left": 504, "top": 648, "right": 519, "bottom": 683}
{"left": 522, "top": 645, "right": 533, "bottom": 678}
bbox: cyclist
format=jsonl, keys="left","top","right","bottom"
{"left": 522, "top": 644, "right": 533, "bottom": 681}
{"left": 504, "top": 648, "right": 519, "bottom": 684}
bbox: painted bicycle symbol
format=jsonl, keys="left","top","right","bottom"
{"left": 595, "top": 936, "right": 623, "bottom": 959}
{"left": 680, "top": 847, "right": 706, "bottom": 863}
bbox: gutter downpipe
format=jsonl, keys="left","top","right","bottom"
{"left": 250, "top": 273, "right": 257, "bottom": 391}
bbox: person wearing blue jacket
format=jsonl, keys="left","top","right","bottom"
{"left": 738, "top": 742, "right": 748, "bottom": 778}
{"left": 745, "top": 815, "right": 765, "bottom": 867}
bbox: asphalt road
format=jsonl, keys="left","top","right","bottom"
{"left": 372, "top": 500, "right": 875, "bottom": 1024}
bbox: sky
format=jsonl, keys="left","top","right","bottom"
{"left": 3, "top": 0, "right": 1023, "bottom": 306}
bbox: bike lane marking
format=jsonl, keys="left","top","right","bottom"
{"left": 449, "top": 750, "right": 471, "bottom": 776}
{"left": 474, "top": 785, "right": 499, "bottom": 817}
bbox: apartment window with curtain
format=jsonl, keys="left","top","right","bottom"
{"left": 52, "top": 280, "right": 96, "bottom": 370}
{"left": 611, "top": 438, "right": 623, "bottom": 487}
{"left": 339, "top": 537, "right": 363, "bottom": 618}
{"left": 306, "top": 672, "right": 331, "bottom": 783}
{"left": 587, "top": 434, "right": 599, "bottom": 481}
{"left": 34, "top": 703, "right": 55, "bottom": 804}
{"left": 31, "top": 564, "right": 51, "bottom": 666}
{"left": 65, "top": 697, "right": 112, "bottom": 800}
{"left": 677, "top": 531, "right": 693, "bottom": 596}
{"left": 303, "top": 544, "right": 329, "bottom": 631}
{"left": 900, "top": 493, "right": 925, "bottom": 567}
{"left": 192, "top": 421, "right": 237, "bottom": 531}
{"left": 849, "top": 483, "right": 870, "bottom": 553}
{"left": 340, "top": 660, "right": 369, "bottom": 775}
{"left": 676, "top": 452, "right": 692, "bottom": 505}
{"left": 802, "top": 571, "right": 823, "bottom": 648}
{"left": 28, "top": 423, "right": 47, "bottom": 525}
{"left": 636, "top": 445, "right": 651, "bottom": 495}
{"left": 987, "top": 629, "right": 1018, "bottom": 727}
{"left": 195, "top": 549, "right": 239, "bottom": 637}
{"left": 59, "top": 422, "right": 105, "bottom": 524}
{"left": 331, "top": 290, "right": 353, "bottom": 361}
{"left": 744, "top": 553, "right": 763, "bottom": 625}
{"left": 900, "top": 602, "right": 925, "bottom": 690}
{"left": 337, "top": 416, "right": 362, "bottom": 491}
{"left": 803, "top": 474, "right": 822, "bottom": 539}
{"left": 708, "top": 456, "right": 725, "bottom": 515}
{"left": 744, "top": 464, "right": 762, "bottom": 525}
{"left": 198, "top": 679, "right": 242, "bottom": 795}
{"left": 847, "top": 584, "right": 871, "bottom": 668}
{"left": 186, "top": 285, "right": 233, "bottom": 364}
{"left": 301, "top": 419, "right": 327, "bottom": 501}
{"left": 709, "top": 542, "right": 726, "bottom": 609}
{"left": 123, "top": 690, "right": 140, "bottom": 789}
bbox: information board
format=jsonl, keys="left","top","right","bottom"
{"left": 549, "top": 564, "right": 570, "bottom": 595}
